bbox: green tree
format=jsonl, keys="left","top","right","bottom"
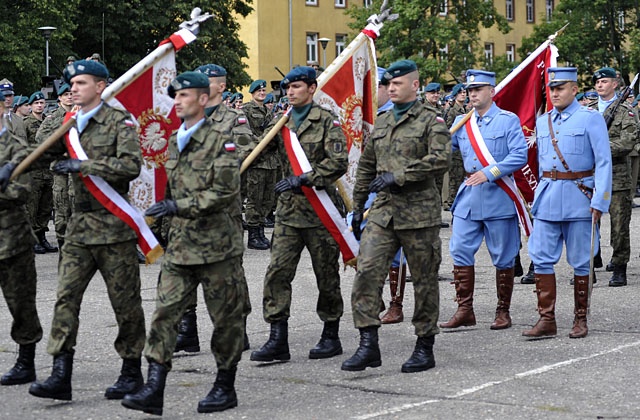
{"left": 345, "top": 0, "right": 511, "bottom": 85}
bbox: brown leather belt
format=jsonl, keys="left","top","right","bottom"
{"left": 541, "top": 169, "right": 594, "bottom": 180}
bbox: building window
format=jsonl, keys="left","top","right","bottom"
{"left": 439, "top": 0, "right": 447, "bottom": 16}
{"left": 546, "top": 0, "right": 554, "bottom": 22}
{"left": 335, "top": 34, "right": 346, "bottom": 56}
{"left": 505, "top": 0, "right": 514, "bottom": 21}
{"left": 484, "top": 42, "right": 494, "bottom": 65}
{"left": 307, "top": 33, "right": 318, "bottom": 64}
{"left": 306, "top": 0, "right": 318, "bottom": 6}
{"left": 364, "top": 0, "right": 372, "bottom": 7}
{"left": 335, "top": 0, "right": 346, "bottom": 7}
{"left": 526, "top": 0, "right": 534, "bottom": 23}
{"left": 506, "top": 44, "right": 515, "bottom": 62}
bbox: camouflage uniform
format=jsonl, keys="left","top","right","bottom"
{"left": 351, "top": 101, "right": 451, "bottom": 337}
{"left": 45, "top": 103, "right": 146, "bottom": 359}
{"left": 0, "top": 128, "right": 42, "bottom": 347}
{"left": 24, "top": 114, "right": 54, "bottom": 239}
{"left": 426, "top": 102, "right": 446, "bottom": 202}
{"left": 262, "top": 103, "right": 348, "bottom": 323}
{"left": 444, "top": 101, "right": 467, "bottom": 207}
{"left": 143, "top": 117, "right": 248, "bottom": 371}
{"left": 589, "top": 99, "right": 637, "bottom": 266}
{"left": 36, "top": 106, "right": 74, "bottom": 242}
{"left": 243, "top": 100, "right": 278, "bottom": 228}
{"left": 4, "top": 112, "right": 27, "bottom": 143}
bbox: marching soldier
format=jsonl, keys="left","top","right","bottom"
{"left": 423, "top": 82, "right": 442, "bottom": 113}
{"left": 0, "top": 79, "right": 27, "bottom": 142}
{"left": 13, "top": 96, "right": 30, "bottom": 118}
{"left": 524, "top": 67, "right": 612, "bottom": 339}
{"left": 343, "top": 60, "right": 450, "bottom": 373}
{"left": 589, "top": 67, "right": 637, "bottom": 287}
{"left": 28, "top": 60, "right": 146, "bottom": 401}
{"left": 440, "top": 70, "right": 527, "bottom": 331}
{"left": 250, "top": 66, "right": 348, "bottom": 363}
{"left": 122, "top": 71, "right": 248, "bottom": 415}
{"left": 0, "top": 90, "right": 43, "bottom": 386}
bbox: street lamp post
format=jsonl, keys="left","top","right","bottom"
{"left": 37, "top": 26, "right": 57, "bottom": 77}
{"left": 318, "top": 38, "right": 331, "bottom": 68}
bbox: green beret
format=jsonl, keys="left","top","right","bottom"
{"left": 592, "top": 67, "right": 617, "bottom": 82}
{"left": 29, "top": 91, "right": 45, "bottom": 104}
{"left": 63, "top": 59, "right": 109, "bottom": 83}
{"left": 194, "top": 64, "right": 227, "bottom": 78}
{"left": 222, "top": 92, "right": 231, "bottom": 100}
{"left": 249, "top": 79, "right": 267, "bottom": 93}
{"left": 451, "top": 83, "right": 465, "bottom": 96}
{"left": 57, "top": 83, "right": 71, "bottom": 96}
{"left": 576, "top": 92, "right": 585, "bottom": 101}
{"left": 281, "top": 66, "right": 316, "bottom": 89}
{"left": 13, "top": 95, "right": 28, "bottom": 107}
{"left": 167, "top": 71, "right": 210, "bottom": 98}
{"left": 382, "top": 60, "right": 418, "bottom": 84}
{"left": 424, "top": 82, "right": 441, "bottom": 92}
{"left": 264, "top": 93, "right": 275, "bottom": 104}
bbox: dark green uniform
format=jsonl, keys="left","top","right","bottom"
{"left": 351, "top": 101, "right": 450, "bottom": 337}
{"left": 143, "top": 117, "right": 248, "bottom": 371}
{"left": 46, "top": 103, "right": 145, "bottom": 359}
{"left": 24, "top": 113, "right": 54, "bottom": 238}
{"left": 262, "top": 103, "right": 348, "bottom": 323}
{"left": 444, "top": 101, "right": 467, "bottom": 207}
{"left": 4, "top": 111, "right": 27, "bottom": 143}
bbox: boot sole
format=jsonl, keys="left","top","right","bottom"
{"left": 401, "top": 362, "right": 435, "bottom": 373}
{"left": 250, "top": 353, "right": 291, "bottom": 362}
{"left": 29, "top": 387, "right": 72, "bottom": 401}
{"left": 174, "top": 346, "right": 200, "bottom": 353}
{"left": 197, "top": 399, "right": 238, "bottom": 413}
{"left": 121, "top": 398, "right": 162, "bottom": 416}
{"left": 1, "top": 373, "right": 36, "bottom": 386}
{"left": 308, "top": 348, "right": 343, "bottom": 360}
{"left": 341, "top": 360, "right": 382, "bottom": 371}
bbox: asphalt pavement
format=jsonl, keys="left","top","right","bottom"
{"left": 1, "top": 207, "right": 640, "bottom": 419}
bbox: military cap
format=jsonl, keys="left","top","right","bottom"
{"left": 28, "top": 91, "right": 45, "bottom": 104}
{"left": 382, "top": 60, "right": 418, "bottom": 84}
{"left": 66, "top": 55, "right": 77, "bottom": 63}
{"left": 281, "top": 66, "right": 317, "bottom": 89}
{"left": 576, "top": 92, "right": 585, "bottom": 101}
{"left": 13, "top": 95, "right": 28, "bottom": 107}
{"left": 63, "top": 59, "right": 109, "bottom": 83}
{"left": 249, "top": 79, "right": 267, "bottom": 93}
{"left": 167, "top": 71, "right": 210, "bottom": 98}
{"left": 57, "top": 83, "right": 71, "bottom": 96}
{"left": 451, "top": 83, "right": 465, "bottom": 96}
{"left": 376, "top": 67, "right": 387, "bottom": 84}
{"left": 0, "top": 79, "right": 14, "bottom": 95}
{"left": 465, "top": 70, "right": 496, "bottom": 89}
{"left": 424, "top": 82, "right": 441, "bottom": 92}
{"left": 194, "top": 64, "right": 227, "bottom": 78}
{"left": 592, "top": 67, "right": 617, "bottom": 82}
{"left": 264, "top": 93, "right": 275, "bottom": 104}
{"left": 584, "top": 91, "right": 598, "bottom": 100}
{"left": 235, "top": 92, "right": 244, "bottom": 100}
{"left": 547, "top": 67, "right": 577, "bottom": 87}
{"left": 222, "top": 91, "right": 231, "bottom": 100}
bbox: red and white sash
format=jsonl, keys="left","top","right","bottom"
{"left": 63, "top": 113, "right": 164, "bottom": 263}
{"left": 465, "top": 115, "right": 533, "bottom": 237}
{"left": 281, "top": 125, "right": 359, "bottom": 265}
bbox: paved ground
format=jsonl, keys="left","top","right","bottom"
{"left": 1, "top": 207, "right": 640, "bottom": 419}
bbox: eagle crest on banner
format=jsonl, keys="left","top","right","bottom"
{"left": 137, "top": 109, "right": 172, "bottom": 168}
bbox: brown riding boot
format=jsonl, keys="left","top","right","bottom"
{"left": 439, "top": 266, "right": 476, "bottom": 328}
{"left": 522, "top": 273, "right": 557, "bottom": 337}
{"left": 381, "top": 266, "right": 406, "bottom": 324}
{"left": 490, "top": 268, "right": 514, "bottom": 330}
{"left": 569, "top": 274, "right": 589, "bottom": 338}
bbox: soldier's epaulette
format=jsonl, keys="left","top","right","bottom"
{"left": 498, "top": 109, "right": 517, "bottom": 118}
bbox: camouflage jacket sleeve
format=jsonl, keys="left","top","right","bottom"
{"left": 24, "top": 115, "right": 42, "bottom": 146}
{"left": 214, "top": 107, "right": 254, "bottom": 162}
{"left": 32, "top": 108, "right": 67, "bottom": 169}
{"left": 0, "top": 131, "right": 30, "bottom": 208}
{"left": 78, "top": 104, "right": 141, "bottom": 184}
{"left": 605, "top": 102, "right": 637, "bottom": 158}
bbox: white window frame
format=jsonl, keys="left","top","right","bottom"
{"left": 546, "top": 0, "right": 554, "bottom": 22}
{"left": 307, "top": 33, "right": 319, "bottom": 64}
{"left": 439, "top": 0, "right": 447, "bottom": 16}
{"left": 335, "top": 0, "right": 346, "bottom": 8}
{"left": 506, "top": 0, "right": 514, "bottom": 21}
{"left": 506, "top": 44, "right": 515, "bottom": 62}
{"left": 526, "top": 0, "right": 534, "bottom": 23}
{"left": 484, "top": 42, "right": 494, "bottom": 65}
{"left": 364, "top": 0, "right": 373, "bottom": 7}
{"left": 306, "top": 0, "right": 318, "bottom": 6}
{"left": 335, "top": 34, "right": 346, "bottom": 57}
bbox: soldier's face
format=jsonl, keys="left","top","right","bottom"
{"left": 467, "top": 86, "right": 495, "bottom": 111}
{"left": 549, "top": 83, "right": 578, "bottom": 111}
{"left": 425, "top": 91, "right": 440, "bottom": 105}
{"left": 3, "top": 93, "right": 13, "bottom": 108}
{"left": 31, "top": 99, "right": 45, "bottom": 114}
{"left": 60, "top": 91, "right": 73, "bottom": 108}
{"left": 174, "top": 88, "right": 208, "bottom": 122}
{"left": 377, "top": 83, "right": 390, "bottom": 106}
{"left": 456, "top": 89, "right": 467, "bottom": 103}
{"left": 286, "top": 81, "right": 316, "bottom": 107}
{"left": 388, "top": 75, "right": 419, "bottom": 104}
{"left": 208, "top": 77, "right": 226, "bottom": 100}
{"left": 16, "top": 104, "right": 30, "bottom": 117}
{"left": 595, "top": 78, "right": 617, "bottom": 100}
{"left": 70, "top": 75, "right": 105, "bottom": 109}
{"left": 253, "top": 88, "right": 267, "bottom": 102}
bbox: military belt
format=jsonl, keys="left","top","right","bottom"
{"left": 541, "top": 169, "right": 594, "bottom": 180}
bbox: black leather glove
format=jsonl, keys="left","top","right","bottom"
{"left": 275, "top": 175, "right": 304, "bottom": 194}
{"left": 144, "top": 200, "right": 178, "bottom": 218}
{"left": 0, "top": 162, "right": 16, "bottom": 192}
{"left": 368, "top": 172, "right": 397, "bottom": 193}
{"left": 351, "top": 210, "right": 364, "bottom": 241}
{"left": 52, "top": 159, "right": 82, "bottom": 174}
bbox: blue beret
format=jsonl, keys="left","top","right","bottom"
{"left": 382, "top": 60, "right": 418, "bottom": 84}
{"left": 547, "top": 67, "right": 577, "bottom": 87}
{"left": 63, "top": 59, "right": 109, "bottom": 84}
{"left": 593, "top": 67, "right": 617, "bottom": 82}
{"left": 376, "top": 67, "right": 387, "bottom": 83}
{"left": 13, "top": 95, "right": 28, "bottom": 107}
{"left": 444, "top": 94, "right": 454, "bottom": 102}
{"left": 451, "top": 83, "right": 465, "bottom": 96}
{"left": 281, "top": 66, "right": 317, "bottom": 89}
{"left": 236, "top": 93, "right": 244, "bottom": 100}
{"left": 264, "top": 93, "right": 275, "bottom": 104}
{"left": 167, "top": 71, "right": 210, "bottom": 98}
{"left": 57, "top": 83, "right": 71, "bottom": 96}
{"left": 0, "top": 82, "right": 14, "bottom": 95}
{"left": 28, "top": 91, "right": 45, "bottom": 104}
{"left": 229, "top": 93, "right": 238, "bottom": 102}
{"left": 584, "top": 91, "right": 598, "bottom": 100}
{"left": 249, "top": 79, "right": 267, "bottom": 93}
{"left": 194, "top": 64, "right": 227, "bottom": 78}
{"left": 465, "top": 70, "right": 496, "bottom": 89}
{"left": 576, "top": 92, "right": 585, "bottom": 101}
{"left": 424, "top": 82, "right": 441, "bottom": 92}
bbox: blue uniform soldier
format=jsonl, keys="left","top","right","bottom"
{"left": 524, "top": 67, "right": 612, "bottom": 339}
{"left": 442, "top": 70, "right": 528, "bottom": 331}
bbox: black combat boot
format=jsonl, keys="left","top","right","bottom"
{"left": 258, "top": 226, "right": 271, "bottom": 249}
{"left": 248, "top": 226, "right": 269, "bottom": 250}
{"left": 174, "top": 308, "right": 200, "bottom": 353}
{"left": 250, "top": 320, "right": 290, "bottom": 362}
{"left": 121, "top": 361, "right": 167, "bottom": 416}
{"left": 609, "top": 263, "right": 627, "bottom": 287}
{"left": 243, "top": 332, "right": 250, "bottom": 351}
{"left": 401, "top": 335, "right": 436, "bottom": 373}
{"left": 29, "top": 352, "right": 73, "bottom": 401}
{"left": 309, "top": 320, "right": 343, "bottom": 359}
{"left": 606, "top": 260, "right": 615, "bottom": 272}
{"left": 514, "top": 253, "right": 523, "bottom": 277}
{"left": 520, "top": 262, "right": 535, "bottom": 284}
{"left": 341, "top": 327, "right": 381, "bottom": 371}
{"left": 264, "top": 213, "right": 275, "bottom": 228}
{"left": 104, "top": 358, "right": 144, "bottom": 400}
{"left": 39, "top": 234, "right": 58, "bottom": 253}
{"left": 33, "top": 242, "right": 46, "bottom": 254}
{"left": 1, "top": 343, "right": 36, "bottom": 385}
{"left": 197, "top": 369, "right": 238, "bottom": 413}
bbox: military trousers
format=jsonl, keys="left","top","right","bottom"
{"left": 144, "top": 256, "right": 247, "bottom": 371}
{"left": 53, "top": 173, "right": 73, "bottom": 241}
{"left": 0, "top": 249, "right": 43, "bottom": 345}
{"left": 245, "top": 167, "right": 278, "bottom": 227}
{"left": 351, "top": 221, "right": 441, "bottom": 337}
{"left": 262, "top": 223, "right": 343, "bottom": 323}
{"left": 608, "top": 190, "right": 631, "bottom": 265}
{"left": 47, "top": 239, "right": 145, "bottom": 359}
{"left": 26, "top": 170, "right": 54, "bottom": 236}
{"left": 446, "top": 151, "right": 464, "bottom": 206}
